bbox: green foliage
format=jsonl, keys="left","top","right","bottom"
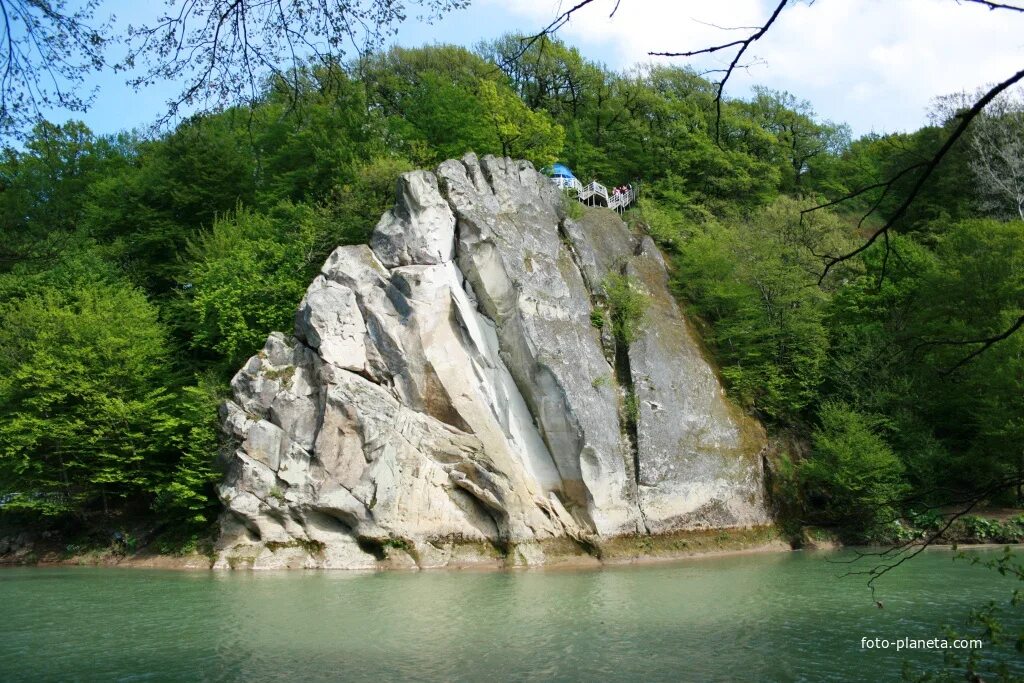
{"left": 744, "top": 87, "right": 851, "bottom": 195}
{"left": 180, "top": 203, "right": 330, "bottom": 372}
{"left": 0, "top": 121, "right": 126, "bottom": 270}
{"left": 564, "top": 194, "right": 585, "bottom": 220}
{"left": 477, "top": 79, "right": 565, "bottom": 167}
{"left": 254, "top": 69, "right": 375, "bottom": 203}
{"left": 603, "top": 273, "right": 649, "bottom": 347}
{"left": 961, "top": 516, "right": 1004, "bottom": 540}
{"left": 2, "top": 35, "right": 1021, "bottom": 545}
{"left": 799, "top": 402, "right": 907, "bottom": 538}
{"left": 82, "top": 117, "right": 260, "bottom": 294}
{"left": 623, "top": 390, "right": 640, "bottom": 428}
{"left": 0, "top": 279, "right": 177, "bottom": 514}
{"left": 766, "top": 452, "right": 804, "bottom": 540}
{"left": 674, "top": 198, "right": 839, "bottom": 421}
{"left": 328, "top": 156, "right": 415, "bottom": 244}
{"left": 151, "top": 376, "right": 224, "bottom": 526}
{"left": 631, "top": 197, "right": 694, "bottom": 249}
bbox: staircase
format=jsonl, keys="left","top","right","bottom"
{"left": 553, "top": 176, "right": 635, "bottom": 212}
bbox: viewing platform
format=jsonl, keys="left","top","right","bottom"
{"left": 548, "top": 164, "right": 635, "bottom": 212}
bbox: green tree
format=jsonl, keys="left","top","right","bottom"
{"left": 799, "top": 401, "right": 907, "bottom": 538}
{"left": 180, "top": 203, "right": 330, "bottom": 373}
{"left": 0, "top": 279, "right": 177, "bottom": 515}
{"left": 360, "top": 46, "right": 499, "bottom": 165}
{"left": 253, "top": 69, "right": 375, "bottom": 205}
{"left": 675, "top": 198, "right": 838, "bottom": 420}
{"left": 746, "top": 87, "right": 850, "bottom": 195}
{"left": 83, "top": 115, "right": 258, "bottom": 295}
{"left": 603, "top": 273, "right": 649, "bottom": 346}
{"left": 0, "top": 121, "right": 127, "bottom": 270}
{"left": 152, "top": 377, "right": 224, "bottom": 525}
{"left": 477, "top": 79, "right": 564, "bottom": 167}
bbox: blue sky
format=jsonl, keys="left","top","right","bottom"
{"left": 63, "top": 0, "right": 545, "bottom": 137}
{"left": 61, "top": 0, "right": 1024, "bottom": 139}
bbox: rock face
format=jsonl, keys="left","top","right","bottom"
{"left": 215, "top": 154, "right": 769, "bottom": 570}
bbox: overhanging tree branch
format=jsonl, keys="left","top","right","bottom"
{"left": 0, "top": 0, "right": 112, "bottom": 140}
{"left": 910, "top": 314, "right": 1024, "bottom": 375}
{"left": 0, "top": 0, "right": 469, "bottom": 138}
{"left": 499, "top": 0, "right": 600, "bottom": 73}
{"left": 811, "top": 66, "right": 1024, "bottom": 285}
{"left": 959, "top": 0, "right": 1024, "bottom": 12}
{"left": 828, "top": 476, "right": 1020, "bottom": 597}
{"left": 648, "top": 0, "right": 788, "bottom": 143}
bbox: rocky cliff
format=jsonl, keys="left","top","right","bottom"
{"left": 214, "top": 154, "right": 769, "bottom": 569}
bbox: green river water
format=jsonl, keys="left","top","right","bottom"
{"left": 1, "top": 547, "right": 1021, "bottom": 682}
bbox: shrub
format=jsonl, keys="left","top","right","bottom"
{"left": 604, "top": 273, "right": 649, "bottom": 346}
{"left": 799, "top": 401, "right": 907, "bottom": 539}
{"left": 623, "top": 390, "right": 640, "bottom": 428}
{"left": 0, "top": 280, "right": 179, "bottom": 516}
{"left": 563, "top": 194, "right": 585, "bottom": 220}
{"left": 181, "top": 203, "right": 326, "bottom": 372}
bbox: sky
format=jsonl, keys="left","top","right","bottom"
{"left": 66, "top": 0, "right": 1024, "bottom": 138}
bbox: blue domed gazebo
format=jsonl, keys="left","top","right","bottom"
{"left": 550, "top": 163, "right": 576, "bottom": 180}
{"left": 546, "top": 163, "right": 581, "bottom": 191}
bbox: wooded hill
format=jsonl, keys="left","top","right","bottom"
{"left": 1, "top": 37, "right": 1021, "bottom": 547}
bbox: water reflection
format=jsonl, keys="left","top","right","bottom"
{"left": 0, "top": 549, "right": 1019, "bottom": 682}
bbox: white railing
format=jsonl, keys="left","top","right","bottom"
{"left": 554, "top": 176, "right": 635, "bottom": 212}
{"left": 578, "top": 181, "right": 607, "bottom": 204}
{"left": 608, "top": 186, "right": 635, "bottom": 211}
{"left": 552, "top": 176, "right": 583, "bottom": 192}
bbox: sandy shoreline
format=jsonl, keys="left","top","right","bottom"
{"left": 4, "top": 531, "right": 1017, "bottom": 573}
{"left": 3, "top": 542, "right": 793, "bottom": 572}
{"left": 4, "top": 527, "right": 795, "bottom": 571}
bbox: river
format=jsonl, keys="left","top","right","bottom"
{"left": 1, "top": 547, "right": 1020, "bottom": 681}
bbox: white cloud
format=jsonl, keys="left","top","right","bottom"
{"left": 481, "top": 0, "right": 1024, "bottom": 135}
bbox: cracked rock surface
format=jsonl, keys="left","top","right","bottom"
{"left": 215, "top": 154, "right": 768, "bottom": 570}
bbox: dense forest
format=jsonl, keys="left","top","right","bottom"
{"left": 1, "top": 36, "right": 1021, "bottom": 548}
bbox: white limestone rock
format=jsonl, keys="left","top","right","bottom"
{"left": 295, "top": 276, "right": 367, "bottom": 372}
{"left": 437, "top": 154, "right": 642, "bottom": 537}
{"left": 215, "top": 154, "right": 769, "bottom": 570}
{"left": 625, "top": 237, "right": 768, "bottom": 531}
{"left": 370, "top": 170, "right": 456, "bottom": 267}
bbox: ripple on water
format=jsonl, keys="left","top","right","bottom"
{"left": 0, "top": 548, "right": 1020, "bottom": 682}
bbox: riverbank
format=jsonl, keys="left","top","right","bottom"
{"left": 2, "top": 525, "right": 792, "bottom": 571}
{"left": 4, "top": 512, "right": 1021, "bottom": 570}
{"left": 0, "top": 532, "right": 217, "bottom": 570}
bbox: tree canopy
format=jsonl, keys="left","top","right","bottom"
{"left": 0, "top": 36, "right": 1020, "bottom": 561}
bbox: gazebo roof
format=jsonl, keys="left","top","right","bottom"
{"left": 548, "top": 163, "right": 576, "bottom": 179}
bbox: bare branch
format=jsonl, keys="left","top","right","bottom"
{"left": 649, "top": 0, "right": 788, "bottom": 143}
{"left": 498, "top": 0, "right": 600, "bottom": 72}
{"left": 924, "top": 315, "right": 1024, "bottom": 375}
{"left": 814, "top": 66, "right": 1024, "bottom": 285}
{"left": 830, "top": 476, "right": 1020, "bottom": 598}
{"left": 0, "top": 0, "right": 112, "bottom": 141}
{"left": 122, "top": 0, "right": 469, "bottom": 132}
{"left": 959, "top": 0, "right": 1024, "bottom": 11}
{"left": 689, "top": 18, "right": 763, "bottom": 32}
